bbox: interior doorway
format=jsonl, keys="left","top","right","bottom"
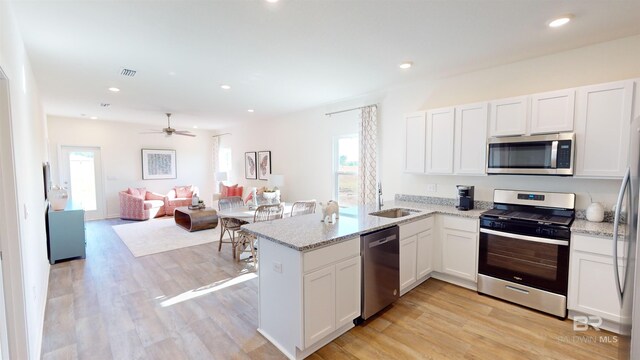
{"left": 59, "top": 146, "right": 105, "bottom": 220}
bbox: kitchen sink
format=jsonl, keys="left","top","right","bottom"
{"left": 369, "top": 208, "right": 421, "bottom": 218}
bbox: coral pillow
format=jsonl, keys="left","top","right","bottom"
{"left": 220, "top": 183, "right": 238, "bottom": 197}
{"left": 228, "top": 186, "right": 243, "bottom": 197}
{"left": 244, "top": 187, "right": 265, "bottom": 204}
{"left": 127, "top": 187, "right": 146, "bottom": 199}
{"left": 175, "top": 185, "right": 193, "bottom": 198}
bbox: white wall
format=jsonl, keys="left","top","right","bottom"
{"left": 47, "top": 116, "right": 216, "bottom": 218}
{"left": 219, "top": 110, "right": 358, "bottom": 203}
{"left": 220, "top": 34, "right": 640, "bottom": 210}
{"left": 0, "top": 2, "right": 49, "bottom": 359}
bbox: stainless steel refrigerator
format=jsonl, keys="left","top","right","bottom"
{"left": 616, "top": 115, "right": 640, "bottom": 359}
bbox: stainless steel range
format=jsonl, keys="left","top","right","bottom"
{"left": 478, "top": 189, "right": 575, "bottom": 318}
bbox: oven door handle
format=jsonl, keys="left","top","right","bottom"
{"left": 480, "top": 228, "right": 569, "bottom": 246}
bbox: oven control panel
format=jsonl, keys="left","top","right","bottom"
{"left": 556, "top": 140, "right": 572, "bottom": 169}
{"left": 517, "top": 193, "right": 545, "bottom": 201}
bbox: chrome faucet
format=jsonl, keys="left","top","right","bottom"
{"left": 377, "top": 182, "right": 383, "bottom": 210}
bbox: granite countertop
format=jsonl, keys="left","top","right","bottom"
{"left": 241, "top": 200, "right": 485, "bottom": 252}
{"left": 571, "top": 219, "right": 616, "bottom": 238}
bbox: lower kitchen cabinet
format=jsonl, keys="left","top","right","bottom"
{"left": 568, "top": 234, "right": 623, "bottom": 324}
{"left": 400, "top": 217, "right": 435, "bottom": 293}
{"left": 440, "top": 216, "right": 478, "bottom": 282}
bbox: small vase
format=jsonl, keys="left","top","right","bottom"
{"left": 586, "top": 202, "right": 605, "bottom": 222}
{"left": 49, "top": 186, "right": 69, "bottom": 211}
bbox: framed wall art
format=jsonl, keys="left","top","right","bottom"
{"left": 142, "top": 149, "right": 177, "bottom": 179}
{"left": 258, "top": 151, "right": 271, "bottom": 180}
{"left": 245, "top": 152, "right": 257, "bottom": 179}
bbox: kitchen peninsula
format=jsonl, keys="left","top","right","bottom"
{"left": 241, "top": 201, "right": 484, "bottom": 360}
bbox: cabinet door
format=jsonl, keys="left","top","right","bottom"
{"left": 530, "top": 89, "right": 575, "bottom": 134}
{"left": 489, "top": 96, "right": 528, "bottom": 137}
{"left": 574, "top": 80, "right": 634, "bottom": 178}
{"left": 416, "top": 229, "right": 434, "bottom": 279}
{"left": 404, "top": 112, "right": 426, "bottom": 173}
{"left": 568, "top": 251, "right": 622, "bottom": 322}
{"left": 441, "top": 229, "right": 478, "bottom": 282}
{"left": 426, "top": 107, "right": 455, "bottom": 174}
{"left": 454, "top": 103, "right": 488, "bottom": 175}
{"left": 304, "top": 266, "right": 335, "bottom": 347}
{"left": 400, "top": 236, "right": 417, "bottom": 291}
{"left": 335, "top": 256, "right": 361, "bottom": 328}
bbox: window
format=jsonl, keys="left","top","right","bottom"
{"left": 334, "top": 135, "right": 358, "bottom": 207}
{"left": 219, "top": 147, "right": 232, "bottom": 173}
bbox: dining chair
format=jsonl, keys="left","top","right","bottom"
{"left": 290, "top": 200, "right": 317, "bottom": 217}
{"left": 237, "top": 203, "right": 285, "bottom": 264}
{"left": 218, "top": 196, "right": 248, "bottom": 259}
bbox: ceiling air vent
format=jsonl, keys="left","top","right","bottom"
{"left": 100, "top": 103, "right": 111, "bottom": 107}
{"left": 120, "top": 68, "right": 137, "bottom": 77}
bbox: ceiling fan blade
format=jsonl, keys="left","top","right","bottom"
{"left": 174, "top": 131, "right": 196, "bottom": 137}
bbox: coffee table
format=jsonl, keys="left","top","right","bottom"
{"left": 174, "top": 207, "right": 219, "bottom": 232}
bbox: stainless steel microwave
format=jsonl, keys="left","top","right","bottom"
{"left": 487, "top": 133, "right": 575, "bottom": 175}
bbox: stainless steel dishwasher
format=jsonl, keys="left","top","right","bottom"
{"left": 358, "top": 225, "right": 400, "bottom": 322}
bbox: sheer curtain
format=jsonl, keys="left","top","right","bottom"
{"left": 359, "top": 105, "right": 378, "bottom": 205}
{"left": 212, "top": 136, "right": 221, "bottom": 191}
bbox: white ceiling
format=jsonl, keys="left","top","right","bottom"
{"left": 9, "top": 0, "right": 640, "bottom": 130}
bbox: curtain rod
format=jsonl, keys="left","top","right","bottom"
{"left": 212, "top": 133, "right": 231, "bottom": 138}
{"left": 325, "top": 103, "right": 377, "bottom": 116}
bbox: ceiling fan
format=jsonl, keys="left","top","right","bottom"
{"left": 140, "top": 113, "right": 196, "bottom": 137}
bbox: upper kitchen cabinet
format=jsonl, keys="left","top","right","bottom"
{"left": 574, "top": 80, "right": 634, "bottom": 178}
{"left": 530, "top": 89, "right": 575, "bottom": 134}
{"left": 426, "top": 107, "right": 455, "bottom": 174}
{"left": 454, "top": 102, "right": 489, "bottom": 175}
{"left": 488, "top": 96, "right": 528, "bottom": 137}
{"left": 404, "top": 112, "right": 426, "bottom": 173}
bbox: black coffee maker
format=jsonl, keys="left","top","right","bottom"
{"left": 456, "top": 185, "right": 474, "bottom": 211}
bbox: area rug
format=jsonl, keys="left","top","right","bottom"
{"left": 113, "top": 217, "right": 230, "bottom": 257}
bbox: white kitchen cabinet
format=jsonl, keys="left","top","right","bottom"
{"left": 399, "top": 236, "right": 417, "bottom": 291}
{"left": 303, "top": 266, "right": 336, "bottom": 347}
{"left": 440, "top": 216, "right": 478, "bottom": 282}
{"left": 488, "top": 96, "right": 528, "bottom": 137}
{"left": 335, "top": 256, "right": 361, "bottom": 329}
{"left": 569, "top": 234, "right": 623, "bottom": 324}
{"left": 399, "top": 217, "right": 435, "bottom": 293}
{"left": 416, "top": 229, "right": 434, "bottom": 279}
{"left": 454, "top": 102, "right": 488, "bottom": 175}
{"left": 404, "top": 112, "right": 426, "bottom": 173}
{"left": 426, "top": 107, "right": 455, "bottom": 174}
{"left": 574, "top": 80, "right": 634, "bottom": 178}
{"left": 530, "top": 89, "right": 575, "bottom": 134}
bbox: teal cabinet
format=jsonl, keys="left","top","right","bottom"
{"left": 47, "top": 206, "right": 86, "bottom": 264}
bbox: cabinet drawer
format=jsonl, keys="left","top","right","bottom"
{"left": 304, "top": 237, "right": 359, "bottom": 273}
{"left": 442, "top": 216, "right": 478, "bottom": 233}
{"left": 573, "top": 233, "right": 620, "bottom": 257}
{"left": 400, "top": 216, "right": 434, "bottom": 239}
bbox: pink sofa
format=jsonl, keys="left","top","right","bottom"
{"left": 119, "top": 188, "right": 167, "bottom": 221}
{"left": 165, "top": 185, "right": 200, "bottom": 215}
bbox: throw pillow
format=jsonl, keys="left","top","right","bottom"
{"left": 220, "top": 183, "right": 238, "bottom": 197}
{"left": 127, "top": 187, "right": 146, "bottom": 199}
{"left": 175, "top": 185, "right": 193, "bottom": 198}
{"left": 229, "top": 186, "right": 243, "bottom": 197}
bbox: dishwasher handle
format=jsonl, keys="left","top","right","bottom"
{"left": 368, "top": 235, "right": 397, "bottom": 248}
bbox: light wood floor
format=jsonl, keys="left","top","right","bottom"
{"left": 41, "top": 219, "right": 619, "bottom": 359}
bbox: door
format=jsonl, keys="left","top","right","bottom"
{"left": 489, "top": 96, "right": 528, "bottom": 137}
{"left": 454, "top": 102, "right": 488, "bottom": 175}
{"left": 530, "top": 89, "right": 575, "bottom": 134}
{"left": 426, "top": 107, "right": 455, "bottom": 174}
{"left": 0, "top": 255, "right": 9, "bottom": 359}
{"left": 335, "top": 256, "right": 361, "bottom": 328}
{"left": 404, "top": 112, "right": 426, "bottom": 173}
{"left": 303, "top": 265, "right": 335, "bottom": 347}
{"left": 416, "top": 229, "right": 434, "bottom": 278}
{"left": 59, "top": 146, "right": 105, "bottom": 220}
{"left": 399, "top": 236, "right": 417, "bottom": 291}
{"left": 442, "top": 229, "right": 478, "bottom": 282}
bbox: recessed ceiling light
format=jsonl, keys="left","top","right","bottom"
{"left": 399, "top": 61, "right": 413, "bottom": 69}
{"left": 248, "top": 109, "right": 255, "bottom": 113}
{"left": 90, "top": 116, "right": 98, "bottom": 120}
{"left": 193, "top": 125, "right": 198, "bottom": 129}
{"left": 220, "top": 84, "right": 231, "bottom": 90}
{"left": 548, "top": 15, "right": 573, "bottom": 28}
{"left": 168, "top": 72, "right": 176, "bottom": 76}
{"left": 108, "top": 87, "right": 120, "bottom": 92}
{"left": 266, "top": 0, "right": 279, "bottom": 3}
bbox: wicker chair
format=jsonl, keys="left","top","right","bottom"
{"left": 218, "top": 196, "right": 248, "bottom": 258}
{"left": 290, "top": 200, "right": 317, "bottom": 217}
{"left": 237, "top": 203, "right": 285, "bottom": 263}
